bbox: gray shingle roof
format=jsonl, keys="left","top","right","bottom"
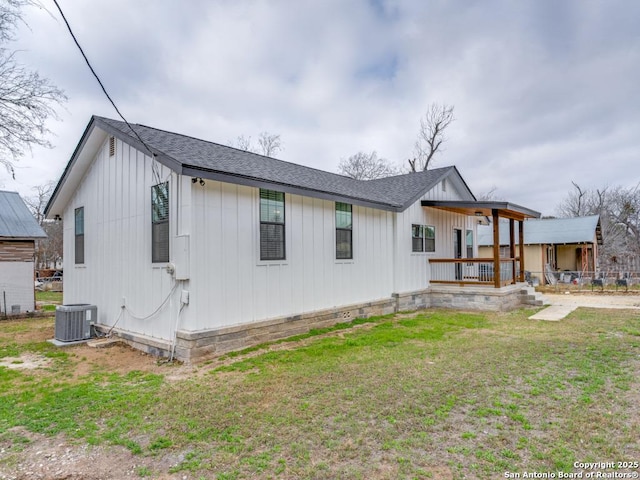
{"left": 0, "top": 191, "right": 46, "bottom": 239}
{"left": 477, "top": 215, "right": 602, "bottom": 246}
{"left": 92, "top": 116, "right": 463, "bottom": 211}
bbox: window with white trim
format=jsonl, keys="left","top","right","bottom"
{"left": 412, "top": 224, "right": 435, "bottom": 253}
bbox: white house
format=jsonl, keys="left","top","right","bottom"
{"left": 0, "top": 190, "right": 46, "bottom": 315}
{"left": 45, "top": 116, "right": 539, "bottom": 361}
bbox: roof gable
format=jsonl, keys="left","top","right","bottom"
{"left": 0, "top": 191, "right": 46, "bottom": 239}
{"left": 47, "top": 116, "right": 476, "bottom": 217}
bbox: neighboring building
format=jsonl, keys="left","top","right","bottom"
{"left": 45, "top": 116, "right": 539, "bottom": 361}
{"left": 0, "top": 191, "right": 47, "bottom": 314}
{"left": 477, "top": 215, "right": 602, "bottom": 284}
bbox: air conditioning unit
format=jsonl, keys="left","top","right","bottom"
{"left": 55, "top": 304, "right": 97, "bottom": 342}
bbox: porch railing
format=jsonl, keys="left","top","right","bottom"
{"left": 429, "top": 258, "right": 521, "bottom": 287}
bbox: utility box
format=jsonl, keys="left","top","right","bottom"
{"left": 55, "top": 304, "right": 97, "bottom": 342}
{"left": 173, "top": 234, "right": 190, "bottom": 280}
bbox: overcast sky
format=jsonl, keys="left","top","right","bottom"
{"left": 3, "top": 0, "right": 639, "bottom": 216}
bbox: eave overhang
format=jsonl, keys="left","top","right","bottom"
{"left": 421, "top": 200, "right": 540, "bottom": 221}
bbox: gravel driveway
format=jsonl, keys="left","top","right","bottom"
{"left": 544, "top": 293, "right": 640, "bottom": 309}
{"left": 530, "top": 293, "right": 640, "bottom": 321}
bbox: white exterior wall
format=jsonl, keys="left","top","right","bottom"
{"left": 183, "top": 182, "right": 395, "bottom": 331}
{"left": 393, "top": 179, "right": 478, "bottom": 293}
{"left": 61, "top": 137, "right": 478, "bottom": 343}
{"left": 0, "top": 261, "right": 35, "bottom": 313}
{"left": 62, "top": 137, "right": 179, "bottom": 342}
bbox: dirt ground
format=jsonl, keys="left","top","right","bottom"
{"left": 1, "top": 295, "right": 639, "bottom": 480}
{"left": 544, "top": 292, "right": 640, "bottom": 308}
{"left": 0, "top": 324, "right": 203, "bottom": 480}
{"left": 1, "top": 425, "right": 188, "bottom": 480}
{"left": 0, "top": 320, "right": 388, "bottom": 480}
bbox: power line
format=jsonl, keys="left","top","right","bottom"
{"left": 52, "top": 0, "right": 162, "bottom": 184}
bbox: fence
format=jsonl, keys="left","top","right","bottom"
{"left": 527, "top": 270, "right": 640, "bottom": 292}
{"left": 429, "top": 258, "right": 522, "bottom": 287}
{"left": 35, "top": 277, "right": 63, "bottom": 292}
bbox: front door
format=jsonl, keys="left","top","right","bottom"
{"left": 454, "top": 228, "right": 462, "bottom": 280}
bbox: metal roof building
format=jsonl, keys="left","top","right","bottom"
{"left": 0, "top": 190, "right": 45, "bottom": 315}
{"left": 0, "top": 191, "right": 46, "bottom": 240}
{"left": 477, "top": 215, "right": 602, "bottom": 246}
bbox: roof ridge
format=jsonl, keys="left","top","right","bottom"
{"left": 95, "top": 116, "right": 457, "bottom": 186}
{"left": 77, "top": 116, "right": 469, "bottom": 213}
{"left": 110, "top": 118, "right": 365, "bottom": 184}
{"left": 367, "top": 165, "right": 453, "bottom": 179}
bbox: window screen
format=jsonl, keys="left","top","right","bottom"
{"left": 336, "top": 202, "right": 352, "bottom": 259}
{"left": 75, "top": 207, "right": 84, "bottom": 264}
{"left": 152, "top": 183, "right": 169, "bottom": 263}
{"left": 412, "top": 224, "right": 436, "bottom": 253}
{"left": 260, "top": 189, "right": 285, "bottom": 260}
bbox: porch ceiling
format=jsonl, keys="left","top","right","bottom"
{"left": 421, "top": 200, "right": 540, "bottom": 221}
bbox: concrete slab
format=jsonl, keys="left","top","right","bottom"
{"left": 529, "top": 293, "right": 640, "bottom": 321}
{"left": 47, "top": 338, "right": 91, "bottom": 347}
{"left": 529, "top": 305, "right": 577, "bottom": 321}
{"left": 543, "top": 294, "right": 640, "bottom": 309}
{"left": 87, "top": 338, "right": 122, "bottom": 348}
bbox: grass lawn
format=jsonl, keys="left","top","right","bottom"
{"left": 1, "top": 307, "right": 639, "bottom": 479}
{"left": 35, "top": 291, "right": 63, "bottom": 304}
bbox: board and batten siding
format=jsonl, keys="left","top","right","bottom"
{"left": 62, "top": 136, "right": 179, "bottom": 342}
{"left": 61, "top": 137, "right": 479, "bottom": 344}
{"left": 183, "top": 182, "right": 395, "bottom": 332}
{"left": 393, "top": 179, "right": 478, "bottom": 293}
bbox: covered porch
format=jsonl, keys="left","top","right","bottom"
{"left": 422, "top": 200, "right": 541, "bottom": 288}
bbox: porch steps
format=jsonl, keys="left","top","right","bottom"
{"left": 520, "top": 286, "right": 549, "bottom": 307}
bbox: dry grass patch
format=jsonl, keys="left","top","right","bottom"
{"left": 1, "top": 309, "right": 639, "bottom": 479}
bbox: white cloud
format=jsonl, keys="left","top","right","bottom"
{"left": 2, "top": 0, "right": 639, "bottom": 217}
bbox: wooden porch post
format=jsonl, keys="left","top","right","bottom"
{"left": 518, "top": 220, "right": 525, "bottom": 282}
{"left": 492, "top": 209, "right": 500, "bottom": 288}
{"left": 509, "top": 219, "right": 516, "bottom": 284}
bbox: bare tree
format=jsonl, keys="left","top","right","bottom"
{"left": 233, "top": 134, "right": 252, "bottom": 152}
{"left": 605, "top": 185, "right": 640, "bottom": 269}
{"left": 408, "top": 103, "right": 455, "bottom": 172}
{"left": 556, "top": 181, "right": 591, "bottom": 217}
{"left": 556, "top": 182, "right": 640, "bottom": 271}
{"left": 257, "top": 132, "right": 283, "bottom": 157}
{"left": 556, "top": 182, "right": 611, "bottom": 218}
{"left": 232, "top": 132, "right": 284, "bottom": 157}
{"left": 477, "top": 186, "right": 503, "bottom": 201}
{"left": 338, "top": 151, "right": 400, "bottom": 180}
{"left": 23, "top": 182, "right": 53, "bottom": 224}
{"left": 0, "top": 0, "right": 66, "bottom": 179}
{"left": 24, "top": 182, "right": 63, "bottom": 269}
{"left": 0, "top": 0, "right": 25, "bottom": 42}
{"left": 39, "top": 219, "right": 63, "bottom": 269}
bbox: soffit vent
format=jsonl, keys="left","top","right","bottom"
{"left": 109, "top": 136, "right": 115, "bottom": 157}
